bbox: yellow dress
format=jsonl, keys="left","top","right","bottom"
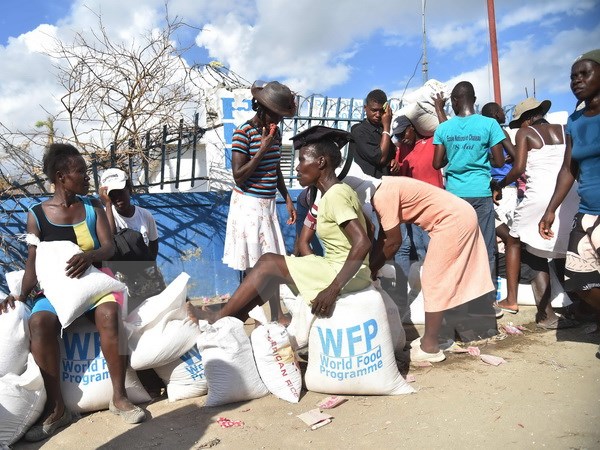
{"left": 285, "top": 183, "right": 371, "bottom": 305}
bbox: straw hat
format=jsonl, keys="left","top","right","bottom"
{"left": 509, "top": 97, "right": 551, "bottom": 129}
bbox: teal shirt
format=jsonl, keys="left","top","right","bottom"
{"left": 433, "top": 114, "right": 505, "bottom": 197}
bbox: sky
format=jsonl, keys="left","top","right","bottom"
{"left": 1, "top": 0, "right": 599, "bottom": 139}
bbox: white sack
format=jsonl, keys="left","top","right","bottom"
{"left": 196, "top": 317, "right": 268, "bottom": 407}
{"left": 28, "top": 236, "right": 126, "bottom": 328}
{"left": 249, "top": 306, "right": 302, "bottom": 403}
{"left": 373, "top": 280, "right": 406, "bottom": 354}
{"left": 305, "top": 286, "right": 415, "bottom": 395}
{"left": 285, "top": 292, "right": 315, "bottom": 351}
{"left": 402, "top": 261, "right": 425, "bottom": 325}
{"left": 5, "top": 270, "right": 24, "bottom": 297}
{"left": 154, "top": 345, "right": 207, "bottom": 402}
{"left": 402, "top": 79, "right": 449, "bottom": 137}
{"left": 0, "top": 354, "right": 47, "bottom": 447}
{"left": 60, "top": 317, "right": 150, "bottom": 413}
{"left": 0, "top": 301, "right": 30, "bottom": 377}
{"left": 127, "top": 314, "right": 199, "bottom": 371}
{"left": 125, "top": 272, "right": 190, "bottom": 330}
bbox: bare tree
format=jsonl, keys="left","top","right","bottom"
{"left": 42, "top": 6, "right": 206, "bottom": 166}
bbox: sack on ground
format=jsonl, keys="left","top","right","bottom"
{"left": 305, "top": 285, "right": 415, "bottom": 396}
{"left": 154, "top": 345, "right": 207, "bottom": 402}
{"left": 249, "top": 306, "right": 302, "bottom": 403}
{"left": 60, "top": 316, "right": 150, "bottom": 413}
{"left": 125, "top": 272, "right": 190, "bottom": 330}
{"left": 127, "top": 313, "right": 199, "bottom": 371}
{"left": 0, "top": 354, "right": 47, "bottom": 447}
{"left": 26, "top": 235, "right": 126, "bottom": 328}
{"left": 124, "top": 273, "right": 198, "bottom": 370}
{"left": 284, "top": 286, "right": 315, "bottom": 351}
{"left": 0, "top": 301, "right": 30, "bottom": 377}
{"left": 402, "top": 261, "right": 425, "bottom": 326}
{"left": 197, "top": 317, "right": 268, "bottom": 407}
{"left": 373, "top": 279, "right": 406, "bottom": 355}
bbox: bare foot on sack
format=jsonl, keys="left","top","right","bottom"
{"left": 276, "top": 312, "right": 291, "bottom": 327}
{"left": 186, "top": 302, "right": 219, "bottom": 324}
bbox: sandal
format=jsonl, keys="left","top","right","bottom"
{"left": 536, "top": 317, "right": 579, "bottom": 330}
{"left": 109, "top": 399, "right": 146, "bottom": 424}
{"left": 410, "top": 344, "right": 446, "bottom": 363}
{"left": 24, "top": 409, "right": 72, "bottom": 442}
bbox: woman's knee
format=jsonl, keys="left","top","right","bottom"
{"left": 29, "top": 312, "right": 60, "bottom": 340}
{"left": 94, "top": 303, "right": 120, "bottom": 331}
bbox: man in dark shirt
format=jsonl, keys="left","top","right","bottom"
{"left": 349, "top": 89, "right": 395, "bottom": 178}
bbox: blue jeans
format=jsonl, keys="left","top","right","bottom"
{"left": 463, "top": 196, "right": 497, "bottom": 302}
{"left": 394, "top": 223, "right": 430, "bottom": 280}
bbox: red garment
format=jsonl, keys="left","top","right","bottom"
{"left": 395, "top": 137, "right": 444, "bottom": 188}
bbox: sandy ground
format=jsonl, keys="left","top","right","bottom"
{"left": 12, "top": 305, "right": 600, "bottom": 450}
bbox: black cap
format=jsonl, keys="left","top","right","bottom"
{"left": 291, "top": 125, "right": 354, "bottom": 150}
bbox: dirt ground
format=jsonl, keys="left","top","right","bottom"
{"left": 13, "top": 305, "right": 600, "bottom": 450}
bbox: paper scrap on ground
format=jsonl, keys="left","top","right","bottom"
{"left": 502, "top": 323, "right": 524, "bottom": 335}
{"left": 297, "top": 408, "right": 333, "bottom": 428}
{"left": 467, "top": 346, "right": 481, "bottom": 356}
{"left": 317, "top": 395, "right": 347, "bottom": 409}
{"left": 217, "top": 417, "right": 244, "bottom": 428}
{"left": 481, "top": 354, "right": 506, "bottom": 366}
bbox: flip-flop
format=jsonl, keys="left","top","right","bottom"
{"left": 495, "top": 303, "right": 518, "bottom": 315}
{"left": 536, "top": 317, "right": 578, "bottom": 330}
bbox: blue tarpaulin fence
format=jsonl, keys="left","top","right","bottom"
{"left": 0, "top": 190, "right": 302, "bottom": 298}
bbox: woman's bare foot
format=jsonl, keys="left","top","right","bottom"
{"left": 497, "top": 298, "right": 519, "bottom": 313}
{"left": 276, "top": 312, "right": 291, "bottom": 327}
{"left": 186, "top": 302, "right": 219, "bottom": 324}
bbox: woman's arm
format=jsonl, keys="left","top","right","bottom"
{"left": 232, "top": 126, "right": 276, "bottom": 188}
{"left": 1, "top": 212, "right": 41, "bottom": 312}
{"left": 98, "top": 186, "right": 117, "bottom": 235}
{"left": 539, "top": 134, "right": 578, "bottom": 239}
{"left": 369, "top": 225, "right": 402, "bottom": 280}
{"left": 276, "top": 165, "right": 297, "bottom": 225}
{"left": 492, "top": 127, "right": 528, "bottom": 193}
{"left": 310, "top": 218, "right": 371, "bottom": 317}
{"left": 65, "top": 200, "right": 115, "bottom": 278}
{"left": 295, "top": 225, "right": 316, "bottom": 256}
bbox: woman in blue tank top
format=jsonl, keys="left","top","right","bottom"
{"left": 0, "top": 143, "right": 146, "bottom": 441}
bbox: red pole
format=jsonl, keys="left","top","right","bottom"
{"left": 487, "top": 0, "right": 502, "bottom": 105}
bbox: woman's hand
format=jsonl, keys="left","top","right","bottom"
{"left": 538, "top": 211, "right": 556, "bottom": 240}
{"left": 98, "top": 186, "right": 111, "bottom": 207}
{"left": 0, "top": 294, "right": 24, "bottom": 314}
{"left": 311, "top": 284, "right": 340, "bottom": 318}
{"left": 65, "top": 252, "right": 93, "bottom": 278}
{"left": 285, "top": 196, "right": 297, "bottom": 225}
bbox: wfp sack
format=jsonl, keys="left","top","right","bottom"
{"left": 196, "top": 317, "right": 268, "bottom": 407}
{"left": 0, "top": 301, "right": 30, "bottom": 377}
{"left": 402, "top": 261, "right": 425, "bottom": 325}
{"left": 402, "top": 79, "right": 449, "bottom": 137}
{"left": 283, "top": 285, "right": 314, "bottom": 351}
{"left": 249, "top": 306, "right": 302, "bottom": 403}
{"left": 0, "top": 354, "right": 47, "bottom": 447}
{"left": 25, "top": 235, "right": 126, "bottom": 328}
{"left": 305, "top": 286, "right": 415, "bottom": 396}
{"left": 372, "top": 280, "right": 406, "bottom": 354}
{"left": 60, "top": 317, "right": 150, "bottom": 413}
{"left": 154, "top": 345, "right": 207, "bottom": 402}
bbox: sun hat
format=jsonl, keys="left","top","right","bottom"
{"left": 574, "top": 48, "right": 600, "bottom": 65}
{"left": 290, "top": 125, "right": 353, "bottom": 150}
{"left": 509, "top": 97, "right": 552, "bottom": 129}
{"left": 100, "top": 168, "right": 128, "bottom": 193}
{"left": 251, "top": 80, "right": 297, "bottom": 117}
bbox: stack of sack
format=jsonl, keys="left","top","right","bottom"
{"left": 392, "top": 79, "right": 449, "bottom": 138}
{"left": 125, "top": 272, "right": 207, "bottom": 402}
{"left": 0, "top": 274, "right": 45, "bottom": 447}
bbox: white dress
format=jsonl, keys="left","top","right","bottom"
{"left": 509, "top": 126, "right": 580, "bottom": 258}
